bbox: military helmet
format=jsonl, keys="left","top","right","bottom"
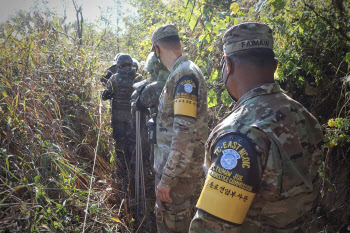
{"left": 144, "top": 52, "right": 158, "bottom": 72}
{"left": 132, "top": 58, "right": 140, "bottom": 71}
{"left": 113, "top": 53, "right": 121, "bottom": 65}
{"left": 116, "top": 54, "right": 133, "bottom": 67}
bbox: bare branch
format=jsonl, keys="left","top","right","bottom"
{"left": 51, "top": 27, "right": 74, "bottom": 40}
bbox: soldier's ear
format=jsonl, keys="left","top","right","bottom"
{"left": 155, "top": 45, "right": 160, "bottom": 57}
{"left": 180, "top": 42, "right": 183, "bottom": 49}
{"left": 224, "top": 56, "right": 233, "bottom": 75}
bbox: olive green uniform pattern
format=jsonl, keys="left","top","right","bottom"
{"left": 140, "top": 69, "right": 169, "bottom": 115}
{"left": 190, "top": 83, "right": 324, "bottom": 233}
{"left": 155, "top": 55, "right": 208, "bottom": 232}
{"left": 155, "top": 173, "right": 194, "bottom": 233}
{"left": 130, "top": 52, "right": 169, "bottom": 117}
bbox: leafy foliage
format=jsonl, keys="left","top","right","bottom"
{"left": 118, "top": 0, "right": 350, "bottom": 231}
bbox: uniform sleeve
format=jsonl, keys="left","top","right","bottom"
{"left": 160, "top": 75, "right": 199, "bottom": 188}
{"left": 101, "top": 65, "right": 117, "bottom": 85}
{"left": 160, "top": 116, "right": 197, "bottom": 187}
{"left": 139, "top": 83, "right": 158, "bottom": 109}
{"left": 189, "top": 128, "right": 271, "bottom": 231}
{"left": 102, "top": 75, "right": 115, "bottom": 100}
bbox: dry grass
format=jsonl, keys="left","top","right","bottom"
{"left": 0, "top": 12, "right": 133, "bottom": 232}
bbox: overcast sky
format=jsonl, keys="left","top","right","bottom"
{"left": 0, "top": 0, "right": 137, "bottom": 26}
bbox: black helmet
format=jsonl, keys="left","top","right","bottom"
{"left": 116, "top": 54, "right": 133, "bottom": 67}
{"left": 132, "top": 58, "right": 139, "bottom": 71}
{"left": 113, "top": 53, "right": 121, "bottom": 65}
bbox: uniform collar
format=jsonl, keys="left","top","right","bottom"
{"left": 235, "top": 82, "right": 282, "bottom": 108}
{"left": 171, "top": 55, "right": 188, "bottom": 72}
{"left": 158, "top": 70, "right": 170, "bottom": 82}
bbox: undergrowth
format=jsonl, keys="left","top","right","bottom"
{"left": 0, "top": 13, "right": 133, "bottom": 232}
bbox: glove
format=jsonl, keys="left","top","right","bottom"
{"left": 100, "top": 76, "right": 108, "bottom": 85}
{"left": 101, "top": 90, "right": 113, "bottom": 100}
{"left": 136, "top": 95, "right": 148, "bottom": 112}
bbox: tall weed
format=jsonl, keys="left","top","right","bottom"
{"left": 0, "top": 12, "right": 131, "bottom": 232}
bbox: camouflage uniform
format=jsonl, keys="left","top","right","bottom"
{"left": 101, "top": 53, "right": 123, "bottom": 85}
{"left": 151, "top": 25, "right": 208, "bottom": 233}
{"left": 155, "top": 54, "right": 208, "bottom": 233}
{"left": 136, "top": 52, "right": 170, "bottom": 116}
{"left": 131, "top": 52, "right": 169, "bottom": 118}
{"left": 139, "top": 68, "right": 169, "bottom": 115}
{"left": 102, "top": 54, "right": 140, "bottom": 155}
{"left": 189, "top": 23, "right": 324, "bottom": 233}
{"left": 101, "top": 64, "right": 119, "bottom": 85}
{"left": 131, "top": 53, "right": 170, "bottom": 163}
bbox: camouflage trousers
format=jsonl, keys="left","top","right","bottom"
{"left": 112, "top": 117, "right": 135, "bottom": 182}
{"left": 189, "top": 210, "right": 239, "bottom": 233}
{"left": 155, "top": 173, "right": 194, "bottom": 233}
{"left": 112, "top": 118, "right": 135, "bottom": 152}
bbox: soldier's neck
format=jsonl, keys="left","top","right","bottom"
{"left": 231, "top": 66, "right": 275, "bottom": 99}
{"left": 162, "top": 50, "right": 182, "bottom": 72}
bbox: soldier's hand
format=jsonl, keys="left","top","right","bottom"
{"left": 156, "top": 184, "right": 172, "bottom": 203}
{"left": 101, "top": 90, "right": 112, "bottom": 101}
{"left": 136, "top": 96, "right": 148, "bottom": 112}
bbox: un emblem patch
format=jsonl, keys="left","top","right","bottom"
{"left": 184, "top": 83, "right": 193, "bottom": 93}
{"left": 220, "top": 149, "right": 241, "bottom": 170}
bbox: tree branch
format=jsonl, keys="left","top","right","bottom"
{"left": 303, "top": 1, "right": 350, "bottom": 42}
{"left": 51, "top": 27, "right": 74, "bottom": 40}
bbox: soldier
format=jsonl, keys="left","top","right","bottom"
{"left": 132, "top": 57, "right": 143, "bottom": 83}
{"left": 101, "top": 53, "right": 140, "bottom": 157}
{"left": 132, "top": 52, "right": 170, "bottom": 163}
{"left": 131, "top": 52, "right": 159, "bottom": 117}
{"left": 132, "top": 58, "right": 140, "bottom": 72}
{"left": 150, "top": 24, "right": 208, "bottom": 233}
{"left": 189, "top": 22, "right": 324, "bottom": 233}
{"left": 100, "top": 53, "right": 121, "bottom": 85}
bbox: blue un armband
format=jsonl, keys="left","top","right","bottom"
{"left": 196, "top": 132, "right": 260, "bottom": 225}
{"left": 173, "top": 75, "right": 198, "bottom": 119}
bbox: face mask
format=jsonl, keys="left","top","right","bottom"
{"left": 155, "top": 45, "right": 166, "bottom": 68}
{"left": 221, "top": 56, "right": 238, "bottom": 102}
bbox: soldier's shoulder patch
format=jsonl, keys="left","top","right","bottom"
{"left": 211, "top": 132, "right": 260, "bottom": 186}
{"left": 196, "top": 132, "right": 260, "bottom": 225}
{"left": 173, "top": 75, "right": 198, "bottom": 119}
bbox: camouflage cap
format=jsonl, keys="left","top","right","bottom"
{"left": 223, "top": 22, "right": 273, "bottom": 55}
{"left": 151, "top": 24, "right": 179, "bottom": 44}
